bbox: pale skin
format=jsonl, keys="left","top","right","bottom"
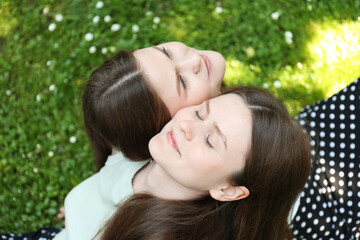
{"left": 59, "top": 42, "right": 226, "bottom": 220}
{"left": 134, "top": 42, "right": 226, "bottom": 116}
{"left": 132, "top": 94, "right": 252, "bottom": 202}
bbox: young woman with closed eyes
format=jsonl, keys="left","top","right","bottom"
{"left": 54, "top": 86, "right": 311, "bottom": 240}
{"left": 83, "top": 42, "right": 226, "bottom": 170}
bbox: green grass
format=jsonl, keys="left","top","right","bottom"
{"left": 1, "top": 0, "right": 359, "bottom": 232}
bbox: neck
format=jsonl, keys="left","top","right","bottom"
{"left": 133, "top": 161, "right": 207, "bottom": 200}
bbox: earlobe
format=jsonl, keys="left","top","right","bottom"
{"left": 209, "top": 185, "right": 250, "bottom": 202}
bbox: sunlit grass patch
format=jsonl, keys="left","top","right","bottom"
{"left": 0, "top": 2, "right": 18, "bottom": 37}
{"left": 305, "top": 20, "right": 360, "bottom": 97}
{"left": 223, "top": 57, "right": 258, "bottom": 87}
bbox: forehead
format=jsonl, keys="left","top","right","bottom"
{"left": 209, "top": 94, "right": 251, "bottom": 120}
{"left": 133, "top": 47, "right": 179, "bottom": 108}
{"left": 133, "top": 47, "right": 172, "bottom": 88}
{"left": 210, "top": 94, "right": 253, "bottom": 160}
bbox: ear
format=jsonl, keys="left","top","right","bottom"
{"left": 209, "top": 185, "right": 249, "bottom": 202}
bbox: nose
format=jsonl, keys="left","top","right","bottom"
{"left": 176, "top": 51, "right": 201, "bottom": 74}
{"left": 179, "top": 120, "right": 195, "bottom": 141}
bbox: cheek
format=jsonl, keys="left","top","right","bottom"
{"left": 168, "top": 103, "right": 182, "bottom": 117}
{"left": 187, "top": 89, "right": 210, "bottom": 107}
{"left": 185, "top": 147, "right": 219, "bottom": 174}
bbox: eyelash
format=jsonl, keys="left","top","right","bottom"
{"left": 205, "top": 135, "right": 213, "bottom": 149}
{"left": 179, "top": 75, "right": 187, "bottom": 90}
{"left": 162, "top": 47, "right": 170, "bottom": 58}
{"left": 195, "top": 111, "right": 213, "bottom": 148}
{"left": 195, "top": 110, "right": 203, "bottom": 120}
{"left": 162, "top": 47, "right": 187, "bottom": 90}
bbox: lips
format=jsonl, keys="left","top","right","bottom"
{"left": 200, "top": 54, "right": 211, "bottom": 76}
{"left": 167, "top": 131, "right": 180, "bottom": 155}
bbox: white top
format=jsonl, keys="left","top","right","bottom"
{"left": 288, "top": 193, "right": 301, "bottom": 224}
{"left": 53, "top": 152, "right": 148, "bottom": 240}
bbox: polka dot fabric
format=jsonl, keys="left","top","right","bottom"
{"left": 1, "top": 228, "right": 61, "bottom": 239}
{"left": 292, "top": 78, "right": 360, "bottom": 239}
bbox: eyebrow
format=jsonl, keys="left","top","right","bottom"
{"left": 206, "top": 100, "right": 227, "bottom": 150}
{"left": 205, "top": 100, "right": 210, "bottom": 115}
{"left": 215, "top": 123, "right": 228, "bottom": 150}
{"left": 152, "top": 46, "right": 180, "bottom": 96}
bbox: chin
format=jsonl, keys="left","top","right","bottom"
{"left": 148, "top": 135, "right": 161, "bottom": 159}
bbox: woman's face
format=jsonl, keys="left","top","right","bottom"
{"left": 134, "top": 42, "right": 226, "bottom": 116}
{"left": 148, "top": 93, "right": 253, "bottom": 192}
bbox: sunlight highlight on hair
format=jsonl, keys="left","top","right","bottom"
{"left": 103, "top": 71, "right": 142, "bottom": 97}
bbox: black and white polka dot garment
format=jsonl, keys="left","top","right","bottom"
{"left": 0, "top": 228, "right": 61, "bottom": 240}
{"left": 291, "top": 78, "right": 360, "bottom": 240}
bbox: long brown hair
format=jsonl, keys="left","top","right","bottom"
{"left": 99, "top": 86, "right": 311, "bottom": 240}
{"left": 83, "top": 50, "right": 171, "bottom": 170}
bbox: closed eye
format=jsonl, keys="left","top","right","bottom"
{"left": 205, "top": 135, "right": 213, "bottom": 149}
{"left": 195, "top": 110, "right": 203, "bottom": 120}
{"left": 162, "top": 47, "right": 171, "bottom": 58}
{"left": 162, "top": 47, "right": 187, "bottom": 91}
{"left": 179, "top": 75, "right": 187, "bottom": 89}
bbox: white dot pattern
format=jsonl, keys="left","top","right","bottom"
{"left": 1, "top": 228, "right": 61, "bottom": 239}
{"left": 292, "top": 79, "right": 360, "bottom": 239}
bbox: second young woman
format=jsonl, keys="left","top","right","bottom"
{"left": 83, "top": 42, "right": 225, "bottom": 169}
{"left": 55, "top": 86, "right": 311, "bottom": 240}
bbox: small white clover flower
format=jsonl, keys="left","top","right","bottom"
{"left": 284, "top": 31, "right": 293, "bottom": 44}
{"left": 36, "top": 94, "right": 41, "bottom": 102}
{"left": 6, "top": 90, "right": 11, "bottom": 96}
{"left": 284, "top": 31, "right": 293, "bottom": 39}
{"left": 101, "top": 47, "right": 108, "bottom": 54}
{"left": 245, "top": 46, "right": 255, "bottom": 58}
{"left": 153, "top": 17, "right": 160, "bottom": 24}
{"left": 49, "top": 84, "right": 56, "bottom": 91}
{"left": 69, "top": 136, "right": 77, "bottom": 143}
{"left": 96, "top": 1, "right": 104, "bottom": 9}
{"left": 215, "top": 6, "right": 223, "bottom": 14}
{"left": 43, "top": 6, "right": 49, "bottom": 15}
{"left": 55, "top": 14, "right": 63, "bottom": 22}
{"left": 46, "top": 60, "right": 52, "bottom": 66}
{"left": 285, "top": 38, "right": 293, "bottom": 44}
{"left": 33, "top": 167, "right": 39, "bottom": 173}
{"left": 307, "top": 5, "right": 312, "bottom": 11}
{"left": 93, "top": 15, "right": 100, "bottom": 24}
{"left": 297, "top": 62, "right": 303, "bottom": 69}
{"left": 263, "top": 83, "right": 269, "bottom": 89}
{"left": 271, "top": 12, "right": 280, "bottom": 21}
{"left": 273, "top": 80, "right": 282, "bottom": 88}
{"left": 145, "top": 11, "right": 153, "bottom": 17}
{"left": 111, "top": 23, "right": 121, "bottom": 31}
{"left": 109, "top": 46, "right": 116, "bottom": 53}
{"left": 36, "top": 144, "right": 41, "bottom": 149}
{"left": 89, "top": 46, "right": 97, "bottom": 54}
{"left": 85, "top": 32, "right": 94, "bottom": 41}
{"left": 48, "top": 23, "right": 56, "bottom": 32}
{"left": 48, "top": 151, "right": 54, "bottom": 157}
{"left": 104, "top": 15, "right": 112, "bottom": 23}
{"left": 132, "top": 24, "right": 140, "bottom": 33}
